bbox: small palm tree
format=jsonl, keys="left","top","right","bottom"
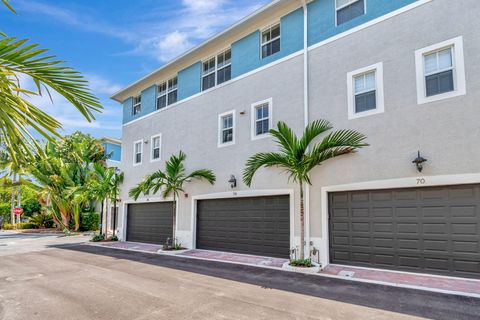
{"left": 243, "top": 120, "right": 368, "bottom": 260}
{"left": 129, "top": 151, "right": 215, "bottom": 244}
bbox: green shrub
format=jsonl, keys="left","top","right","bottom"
{"left": 2, "top": 223, "right": 14, "bottom": 230}
{"left": 289, "top": 258, "right": 313, "bottom": 268}
{"left": 91, "top": 234, "right": 104, "bottom": 242}
{"left": 0, "top": 204, "right": 10, "bottom": 225}
{"left": 21, "top": 199, "right": 42, "bottom": 218}
{"left": 29, "top": 213, "right": 54, "bottom": 228}
{"left": 15, "top": 222, "right": 38, "bottom": 230}
{"left": 81, "top": 212, "right": 100, "bottom": 231}
{"left": 110, "top": 235, "right": 118, "bottom": 241}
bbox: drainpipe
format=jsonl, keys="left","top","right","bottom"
{"left": 300, "top": 0, "right": 311, "bottom": 258}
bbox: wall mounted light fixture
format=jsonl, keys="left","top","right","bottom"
{"left": 412, "top": 151, "right": 427, "bottom": 172}
{"left": 228, "top": 175, "right": 237, "bottom": 188}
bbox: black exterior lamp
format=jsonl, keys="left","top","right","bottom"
{"left": 228, "top": 175, "right": 237, "bottom": 188}
{"left": 412, "top": 151, "right": 427, "bottom": 172}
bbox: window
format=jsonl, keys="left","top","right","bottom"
{"left": 415, "top": 36, "right": 466, "bottom": 104}
{"left": 133, "top": 140, "right": 142, "bottom": 165}
{"left": 151, "top": 134, "right": 161, "bottom": 161}
{"left": 347, "top": 62, "right": 384, "bottom": 119}
{"left": 218, "top": 111, "right": 235, "bottom": 147}
{"left": 132, "top": 96, "right": 141, "bottom": 115}
{"left": 336, "top": 0, "right": 365, "bottom": 26}
{"left": 251, "top": 98, "right": 273, "bottom": 140}
{"left": 261, "top": 23, "right": 280, "bottom": 58}
{"left": 157, "top": 77, "right": 178, "bottom": 109}
{"left": 202, "top": 49, "right": 231, "bottom": 91}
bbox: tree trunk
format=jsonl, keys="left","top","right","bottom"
{"left": 16, "top": 174, "right": 21, "bottom": 223}
{"left": 100, "top": 199, "right": 104, "bottom": 236}
{"left": 299, "top": 181, "right": 305, "bottom": 260}
{"left": 172, "top": 194, "right": 177, "bottom": 245}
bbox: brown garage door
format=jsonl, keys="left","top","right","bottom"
{"left": 196, "top": 196, "right": 290, "bottom": 258}
{"left": 329, "top": 184, "right": 480, "bottom": 278}
{"left": 127, "top": 202, "right": 173, "bottom": 244}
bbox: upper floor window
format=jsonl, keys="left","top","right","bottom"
{"left": 347, "top": 62, "right": 384, "bottom": 119}
{"left": 202, "top": 49, "right": 231, "bottom": 91}
{"left": 251, "top": 98, "right": 273, "bottom": 140}
{"left": 157, "top": 77, "right": 178, "bottom": 109}
{"left": 336, "top": 0, "right": 365, "bottom": 26}
{"left": 218, "top": 111, "right": 235, "bottom": 147}
{"left": 133, "top": 140, "right": 142, "bottom": 165}
{"left": 261, "top": 24, "right": 280, "bottom": 58}
{"left": 151, "top": 134, "right": 161, "bottom": 161}
{"left": 415, "top": 36, "right": 466, "bottom": 105}
{"left": 132, "top": 96, "right": 141, "bottom": 115}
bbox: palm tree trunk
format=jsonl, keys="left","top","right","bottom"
{"left": 299, "top": 181, "right": 305, "bottom": 260}
{"left": 10, "top": 172, "right": 16, "bottom": 224}
{"left": 100, "top": 199, "right": 104, "bottom": 236}
{"left": 172, "top": 194, "right": 176, "bottom": 245}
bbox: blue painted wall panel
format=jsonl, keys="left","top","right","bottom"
{"left": 178, "top": 62, "right": 202, "bottom": 100}
{"left": 307, "top": 0, "right": 416, "bottom": 46}
{"left": 232, "top": 7, "right": 304, "bottom": 78}
{"left": 141, "top": 85, "right": 157, "bottom": 115}
{"left": 103, "top": 142, "right": 121, "bottom": 162}
{"left": 122, "top": 97, "right": 133, "bottom": 124}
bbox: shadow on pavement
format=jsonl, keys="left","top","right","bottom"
{"left": 51, "top": 243, "right": 480, "bottom": 320}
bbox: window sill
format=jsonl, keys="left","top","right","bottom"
{"left": 217, "top": 142, "right": 236, "bottom": 148}
{"left": 348, "top": 108, "right": 384, "bottom": 120}
{"left": 417, "top": 89, "right": 466, "bottom": 105}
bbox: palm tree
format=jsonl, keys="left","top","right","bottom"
{"left": 243, "top": 120, "right": 368, "bottom": 261}
{"left": 129, "top": 151, "right": 216, "bottom": 244}
{"left": 0, "top": 2, "right": 102, "bottom": 164}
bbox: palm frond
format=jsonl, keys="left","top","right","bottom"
{"left": 297, "top": 119, "right": 333, "bottom": 153}
{"left": 269, "top": 121, "right": 298, "bottom": 157}
{"left": 243, "top": 152, "right": 291, "bottom": 187}
{"left": 186, "top": 169, "right": 216, "bottom": 185}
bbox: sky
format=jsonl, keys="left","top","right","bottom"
{"left": 1, "top": 0, "right": 269, "bottom": 139}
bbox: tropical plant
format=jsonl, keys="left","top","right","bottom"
{"left": 129, "top": 151, "right": 216, "bottom": 244}
{"left": 0, "top": 1, "right": 102, "bottom": 165}
{"left": 243, "top": 120, "right": 368, "bottom": 260}
{"left": 29, "top": 211, "right": 54, "bottom": 228}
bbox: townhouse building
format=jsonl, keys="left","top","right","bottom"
{"left": 111, "top": 0, "right": 480, "bottom": 279}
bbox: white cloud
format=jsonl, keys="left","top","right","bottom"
{"left": 84, "top": 74, "right": 123, "bottom": 95}
{"left": 154, "top": 31, "right": 193, "bottom": 62}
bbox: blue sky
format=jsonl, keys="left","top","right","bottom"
{"left": 1, "top": 0, "right": 268, "bottom": 139}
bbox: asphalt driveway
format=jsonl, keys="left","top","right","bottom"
{"left": 0, "top": 232, "right": 478, "bottom": 320}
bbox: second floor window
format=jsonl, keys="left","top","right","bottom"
{"left": 202, "top": 49, "right": 231, "bottom": 91}
{"left": 219, "top": 112, "right": 235, "bottom": 146}
{"left": 132, "top": 96, "right": 141, "bottom": 115}
{"left": 336, "top": 0, "right": 365, "bottom": 26}
{"left": 261, "top": 24, "right": 280, "bottom": 58}
{"left": 354, "top": 71, "right": 376, "bottom": 113}
{"left": 424, "top": 48, "right": 454, "bottom": 97}
{"left": 151, "top": 135, "right": 161, "bottom": 161}
{"left": 133, "top": 141, "right": 142, "bottom": 165}
{"left": 157, "top": 77, "right": 178, "bottom": 109}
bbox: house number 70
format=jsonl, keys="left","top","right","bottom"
{"left": 416, "top": 178, "right": 426, "bottom": 185}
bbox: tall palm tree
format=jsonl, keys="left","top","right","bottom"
{"left": 129, "top": 151, "right": 216, "bottom": 244}
{"left": 243, "top": 120, "right": 368, "bottom": 260}
{"left": 0, "top": 2, "right": 102, "bottom": 164}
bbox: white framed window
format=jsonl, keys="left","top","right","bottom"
{"left": 133, "top": 140, "right": 143, "bottom": 166}
{"left": 157, "top": 77, "right": 177, "bottom": 110}
{"left": 347, "top": 62, "right": 384, "bottom": 120}
{"left": 202, "top": 49, "right": 231, "bottom": 91}
{"left": 251, "top": 98, "right": 273, "bottom": 140}
{"left": 415, "top": 36, "right": 466, "bottom": 105}
{"left": 132, "top": 96, "right": 141, "bottom": 115}
{"left": 218, "top": 110, "right": 236, "bottom": 148}
{"left": 261, "top": 23, "right": 280, "bottom": 59}
{"left": 150, "top": 134, "right": 162, "bottom": 162}
{"left": 336, "top": 0, "right": 365, "bottom": 26}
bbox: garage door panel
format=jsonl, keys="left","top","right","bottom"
{"left": 127, "top": 202, "right": 173, "bottom": 244}
{"left": 329, "top": 184, "right": 480, "bottom": 278}
{"left": 196, "top": 195, "right": 290, "bottom": 258}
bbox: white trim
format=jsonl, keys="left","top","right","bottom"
{"left": 132, "top": 140, "right": 143, "bottom": 166}
{"left": 190, "top": 189, "right": 295, "bottom": 251}
{"left": 335, "top": 0, "right": 366, "bottom": 27}
{"left": 201, "top": 48, "right": 231, "bottom": 91}
{"left": 415, "top": 36, "right": 466, "bottom": 105}
{"left": 121, "top": 0, "right": 433, "bottom": 127}
{"left": 121, "top": 197, "right": 177, "bottom": 243}
{"left": 217, "top": 110, "right": 236, "bottom": 148}
{"left": 319, "top": 172, "right": 480, "bottom": 268}
{"left": 346, "top": 62, "right": 384, "bottom": 120}
{"left": 150, "top": 133, "right": 162, "bottom": 162}
{"left": 251, "top": 98, "right": 273, "bottom": 141}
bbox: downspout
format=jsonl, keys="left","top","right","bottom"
{"left": 300, "top": 0, "right": 311, "bottom": 259}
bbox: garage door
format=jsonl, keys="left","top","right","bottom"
{"left": 126, "top": 202, "right": 173, "bottom": 244}
{"left": 196, "top": 195, "right": 290, "bottom": 258}
{"left": 329, "top": 184, "right": 480, "bottom": 278}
